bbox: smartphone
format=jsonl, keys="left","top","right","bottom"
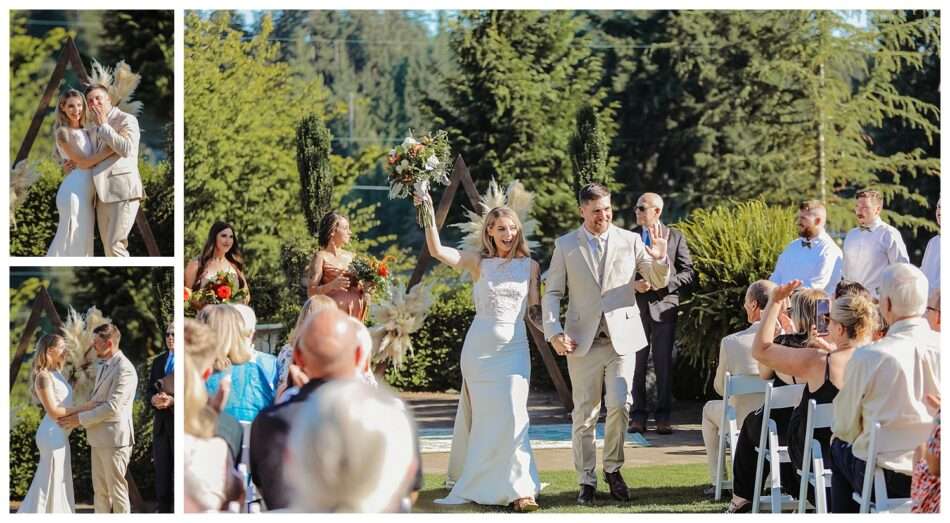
{"left": 815, "top": 298, "right": 830, "bottom": 336}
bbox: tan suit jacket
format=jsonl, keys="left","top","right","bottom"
{"left": 542, "top": 224, "right": 670, "bottom": 357}
{"left": 713, "top": 322, "right": 765, "bottom": 425}
{"left": 79, "top": 350, "right": 138, "bottom": 448}
{"left": 90, "top": 107, "right": 144, "bottom": 203}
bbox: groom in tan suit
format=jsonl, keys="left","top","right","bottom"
{"left": 542, "top": 183, "right": 670, "bottom": 505}
{"left": 85, "top": 84, "right": 144, "bottom": 257}
{"left": 58, "top": 323, "right": 138, "bottom": 513}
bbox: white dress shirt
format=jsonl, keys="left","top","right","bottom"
{"left": 831, "top": 318, "right": 940, "bottom": 474}
{"left": 920, "top": 234, "right": 940, "bottom": 291}
{"left": 842, "top": 217, "right": 909, "bottom": 297}
{"left": 770, "top": 231, "right": 842, "bottom": 295}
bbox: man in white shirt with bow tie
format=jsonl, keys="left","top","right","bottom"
{"left": 842, "top": 189, "right": 909, "bottom": 299}
{"left": 770, "top": 200, "right": 842, "bottom": 295}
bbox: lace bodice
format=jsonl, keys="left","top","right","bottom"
{"left": 56, "top": 127, "right": 93, "bottom": 161}
{"left": 39, "top": 371, "right": 73, "bottom": 413}
{"left": 473, "top": 257, "right": 531, "bottom": 323}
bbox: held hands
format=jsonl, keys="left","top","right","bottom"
{"left": 551, "top": 333, "right": 577, "bottom": 356}
{"left": 644, "top": 224, "right": 668, "bottom": 260}
{"left": 56, "top": 413, "right": 80, "bottom": 430}
{"left": 328, "top": 275, "right": 350, "bottom": 292}
{"left": 62, "top": 160, "right": 76, "bottom": 174}
{"left": 634, "top": 280, "right": 652, "bottom": 293}
{"left": 151, "top": 392, "right": 173, "bottom": 409}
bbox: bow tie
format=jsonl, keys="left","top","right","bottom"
{"left": 859, "top": 225, "right": 872, "bottom": 231}
{"left": 801, "top": 239, "right": 813, "bottom": 249}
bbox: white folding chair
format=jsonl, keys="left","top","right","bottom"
{"left": 853, "top": 420, "right": 933, "bottom": 513}
{"left": 713, "top": 372, "right": 769, "bottom": 501}
{"left": 751, "top": 382, "right": 806, "bottom": 513}
{"left": 796, "top": 399, "right": 835, "bottom": 513}
{"left": 238, "top": 421, "right": 261, "bottom": 513}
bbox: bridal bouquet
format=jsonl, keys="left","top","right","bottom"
{"left": 350, "top": 254, "right": 393, "bottom": 300}
{"left": 385, "top": 130, "right": 452, "bottom": 227}
{"left": 368, "top": 280, "right": 434, "bottom": 371}
{"left": 187, "top": 271, "right": 249, "bottom": 314}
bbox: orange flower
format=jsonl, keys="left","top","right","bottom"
{"left": 378, "top": 264, "right": 389, "bottom": 278}
{"left": 184, "top": 287, "right": 192, "bottom": 301}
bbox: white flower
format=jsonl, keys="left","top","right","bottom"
{"left": 413, "top": 180, "right": 430, "bottom": 198}
{"left": 401, "top": 136, "right": 418, "bottom": 148}
{"left": 389, "top": 182, "right": 405, "bottom": 199}
{"left": 424, "top": 154, "right": 439, "bottom": 171}
{"left": 395, "top": 159, "right": 410, "bottom": 174}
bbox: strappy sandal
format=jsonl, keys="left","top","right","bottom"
{"left": 513, "top": 497, "right": 540, "bottom": 513}
{"left": 724, "top": 498, "right": 752, "bottom": 513}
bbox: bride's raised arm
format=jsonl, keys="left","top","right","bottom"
{"left": 55, "top": 128, "right": 115, "bottom": 169}
{"left": 418, "top": 194, "right": 481, "bottom": 278}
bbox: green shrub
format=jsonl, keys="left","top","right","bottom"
{"left": 10, "top": 159, "right": 174, "bottom": 257}
{"left": 674, "top": 200, "right": 796, "bottom": 399}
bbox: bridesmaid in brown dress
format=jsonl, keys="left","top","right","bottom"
{"left": 306, "top": 212, "right": 368, "bottom": 320}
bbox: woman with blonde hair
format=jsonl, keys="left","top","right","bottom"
{"left": 286, "top": 380, "right": 417, "bottom": 512}
{"left": 416, "top": 192, "right": 541, "bottom": 511}
{"left": 199, "top": 304, "right": 276, "bottom": 422}
{"left": 183, "top": 319, "right": 243, "bottom": 512}
{"left": 47, "top": 89, "right": 116, "bottom": 256}
{"left": 18, "top": 334, "right": 95, "bottom": 513}
{"left": 751, "top": 280, "right": 878, "bottom": 508}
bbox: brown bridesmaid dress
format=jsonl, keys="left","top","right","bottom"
{"left": 320, "top": 263, "right": 368, "bottom": 320}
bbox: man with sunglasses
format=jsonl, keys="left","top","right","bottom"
{"left": 148, "top": 325, "right": 175, "bottom": 512}
{"left": 628, "top": 193, "right": 694, "bottom": 436}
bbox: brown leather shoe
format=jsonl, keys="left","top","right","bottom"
{"left": 656, "top": 420, "right": 674, "bottom": 435}
{"left": 627, "top": 419, "right": 645, "bottom": 434}
{"left": 604, "top": 471, "right": 630, "bottom": 502}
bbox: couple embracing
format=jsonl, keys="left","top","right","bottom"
{"left": 420, "top": 182, "right": 670, "bottom": 511}
{"left": 18, "top": 324, "right": 138, "bottom": 513}
{"left": 48, "top": 82, "right": 143, "bottom": 257}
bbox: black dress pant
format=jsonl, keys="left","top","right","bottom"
{"left": 829, "top": 438, "right": 911, "bottom": 513}
{"left": 153, "top": 427, "right": 174, "bottom": 512}
{"left": 631, "top": 317, "right": 675, "bottom": 423}
{"left": 732, "top": 407, "right": 795, "bottom": 500}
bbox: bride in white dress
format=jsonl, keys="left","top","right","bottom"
{"left": 418, "top": 198, "right": 541, "bottom": 511}
{"left": 46, "top": 88, "right": 115, "bottom": 257}
{"left": 18, "top": 334, "right": 95, "bottom": 513}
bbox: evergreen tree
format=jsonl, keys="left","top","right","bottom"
{"left": 428, "top": 10, "right": 613, "bottom": 257}
{"left": 296, "top": 114, "right": 335, "bottom": 236}
{"left": 569, "top": 103, "right": 612, "bottom": 201}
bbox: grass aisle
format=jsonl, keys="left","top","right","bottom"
{"left": 416, "top": 463, "right": 729, "bottom": 513}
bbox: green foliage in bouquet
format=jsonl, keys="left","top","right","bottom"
{"left": 674, "top": 200, "right": 796, "bottom": 399}
{"left": 350, "top": 254, "right": 393, "bottom": 300}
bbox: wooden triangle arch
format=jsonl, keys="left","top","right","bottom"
{"left": 406, "top": 155, "right": 573, "bottom": 412}
{"left": 13, "top": 36, "right": 161, "bottom": 256}
{"left": 9, "top": 285, "right": 146, "bottom": 511}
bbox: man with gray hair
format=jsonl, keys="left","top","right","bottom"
{"left": 829, "top": 263, "right": 940, "bottom": 512}
{"left": 700, "top": 280, "right": 775, "bottom": 492}
{"left": 770, "top": 200, "right": 842, "bottom": 295}
{"left": 925, "top": 288, "right": 940, "bottom": 332}
{"left": 629, "top": 192, "right": 694, "bottom": 435}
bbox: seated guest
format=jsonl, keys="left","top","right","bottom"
{"left": 274, "top": 295, "right": 337, "bottom": 403}
{"left": 926, "top": 288, "right": 940, "bottom": 332}
{"left": 911, "top": 395, "right": 940, "bottom": 513}
{"left": 250, "top": 308, "right": 364, "bottom": 510}
{"left": 701, "top": 280, "right": 774, "bottom": 491}
{"left": 830, "top": 263, "right": 940, "bottom": 512}
{"left": 770, "top": 200, "right": 843, "bottom": 295}
{"left": 833, "top": 279, "right": 872, "bottom": 300}
{"left": 184, "top": 319, "right": 244, "bottom": 512}
{"left": 725, "top": 287, "right": 826, "bottom": 512}
{"left": 200, "top": 304, "right": 277, "bottom": 422}
{"left": 752, "top": 280, "right": 877, "bottom": 505}
{"left": 285, "top": 380, "right": 418, "bottom": 513}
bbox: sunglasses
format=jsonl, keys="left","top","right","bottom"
{"left": 635, "top": 205, "right": 653, "bottom": 212}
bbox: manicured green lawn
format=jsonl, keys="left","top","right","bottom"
{"left": 415, "top": 463, "right": 729, "bottom": 513}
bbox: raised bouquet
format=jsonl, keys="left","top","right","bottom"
{"left": 385, "top": 130, "right": 452, "bottom": 227}
{"left": 350, "top": 254, "right": 393, "bottom": 300}
{"left": 186, "top": 271, "right": 249, "bottom": 315}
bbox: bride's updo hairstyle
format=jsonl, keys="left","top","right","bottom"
{"left": 29, "top": 333, "right": 66, "bottom": 403}
{"left": 481, "top": 207, "right": 530, "bottom": 260}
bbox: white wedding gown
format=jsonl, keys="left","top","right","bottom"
{"left": 47, "top": 127, "right": 95, "bottom": 257}
{"left": 18, "top": 371, "right": 76, "bottom": 513}
{"left": 435, "top": 257, "right": 541, "bottom": 506}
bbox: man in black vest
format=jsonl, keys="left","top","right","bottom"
{"left": 629, "top": 193, "right": 695, "bottom": 435}
{"left": 148, "top": 324, "right": 175, "bottom": 512}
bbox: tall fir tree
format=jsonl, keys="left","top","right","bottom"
{"left": 569, "top": 103, "right": 613, "bottom": 201}
{"left": 296, "top": 114, "right": 335, "bottom": 236}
